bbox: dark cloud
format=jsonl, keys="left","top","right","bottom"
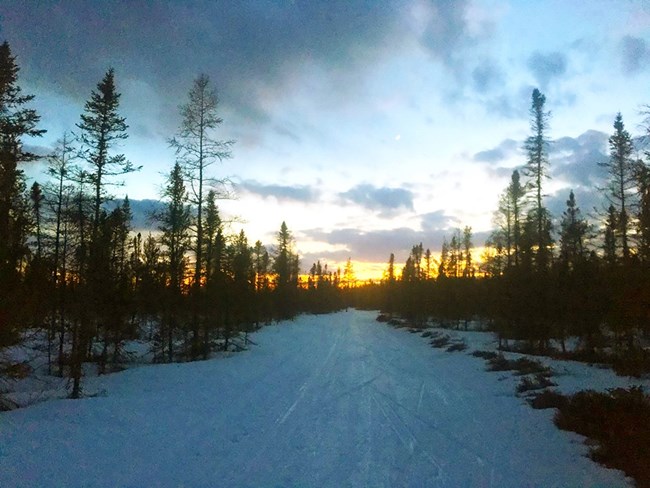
{"left": 0, "top": 1, "right": 430, "bottom": 129}
{"left": 473, "top": 138, "right": 518, "bottom": 163}
{"left": 107, "top": 199, "right": 164, "bottom": 232}
{"left": 238, "top": 180, "right": 318, "bottom": 203}
{"left": 418, "top": 0, "right": 471, "bottom": 70}
{"left": 621, "top": 35, "right": 650, "bottom": 75}
{"left": 471, "top": 60, "right": 503, "bottom": 94}
{"left": 527, "top": 51, "right": 568, "bottom": 88}
{"left": 550, "top": 130, "right": 608, "bottom": 187}
{"left": 339, "top": 184, "right": 414, "bottom": 214}
{"left": 546, "top": 187, "right": 602, "bottom": 226}
{"left": 420, "top": 210, "right": 459, "bottom": 231}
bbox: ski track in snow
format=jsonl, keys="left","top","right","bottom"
{"left": 0, "top": 310, "right": 634, "bottom": 487}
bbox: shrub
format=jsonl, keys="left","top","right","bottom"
{"left": 528, "top": 390, "right": 568, "bottom": 410}
{"left": 554, "top": 387, "right": 650, "bottom": 487}
{"left": 431, "top": 336, "right": 450, "bottom": 348}
{"left": 612, "top": 349, "right": 650, "bottom": 378}
{"left": 447, "top": 342, "right": 468, "bottom": 352}
{"left": 486, "top": 354, "right": 511, "bottom": 371}
{"left": 486, "top": 354, "right": 551, "bottom": 376}
{"left": 511, "top": 357, "right": 551, "bottom": 376}
{"left": 472, "top": 350, "right": 498, "bottom": 359}
{"left": 516, "top": 373, "right": 556, "bottom": 393}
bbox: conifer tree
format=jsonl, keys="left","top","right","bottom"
{"left": 272, "top": 221, "right": 299, "bottom": 318}
{"left": 462, "top": 226, "right": 473, "bottom": 277}
{"left": 203, "top": 190, "right": 225, "bottom": 286}
{"left": 157, "top": 162, "right": 192, "bottom": 361}
{"left": 523, "top": 88, "right": 552, "bottom": 270}
{"left": 341, "top": 258, "right": 354, "bottom": 289}
{"left": 634, "top": 160, "right": 650, "bottom": 263}
{"left": 603, "top": 204, "right": 618, "bottom": 267}
{"left": 559, "top": 190, "right": 588, "bottom": 268}
{"left": 76, "top": 68, "right": 135, "bottom": 240}
{"left": 600, "top": 113, "right": 636, "bottom": 262}
{"left": 0, "top": 41, "right": 45, "bottom": 305}
{"left": 30, "top": 182, "right": 44, "bottom": 259}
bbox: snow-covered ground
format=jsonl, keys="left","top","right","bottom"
{"left": 0, "top": 310, "right": 640, "bottom": 487}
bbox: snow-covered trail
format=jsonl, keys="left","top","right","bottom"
{"left": 0, "top": 310, "right": 630, "bottom": 487}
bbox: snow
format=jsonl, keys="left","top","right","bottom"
{"left": 0, "top": 310, "right": 636, "bottom": 487}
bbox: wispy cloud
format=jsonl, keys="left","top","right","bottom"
{"left": 473, "top": 138, "right": 519, "bottom": 164}
{"left": 238, "top": 180, "right": 319, "bottom": 203}
{"left": 339, "top": 184, "right": 414, "bottom": 215}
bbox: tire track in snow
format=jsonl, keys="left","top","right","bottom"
{"left": 275, "top": 325, "right": 342, "bottom": 425}
{"left": 369, "top": 388, "right": 445, "bottom": 486}
{"left": 371, "top": 385, "right": 492, "bottom": 473}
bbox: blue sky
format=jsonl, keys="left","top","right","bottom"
{"left": 3, "top": 0, "right": 650, "bottom": 278}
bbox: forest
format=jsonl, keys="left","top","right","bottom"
{"left": 1, "top": 36, "right": 650, "bottom": 406}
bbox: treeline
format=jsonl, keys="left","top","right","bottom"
{"left": 355, "top": 89, "right": 650, "bottom": 372}
{"left": 0, "top": 41, "right": 346, "bottom": 398}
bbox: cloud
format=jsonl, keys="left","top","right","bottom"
{"left": 473, "top": 138, "right": 518, "bottom": 163}
{"left": 417, "top": 0, "right": 471, "bottom": 69}
{"left": 0, "top": 1, "right": 429, "bottom": 129}
{"left": 471, "top": 60, "right": 503, "bottom": 93}
{"left": 545, "top": 187, "right": 602, "bottom": 225}
{"left": 339, "top": 184, "right": 414, "bottom": 214}
{"left": 621, "top": 35, "right": 650, "bottom": 75}
{"left": 550, "top": 130, "right": 608, "bottom": 187}
{"left": 303, "top": 227, "right": 437, "bottom": 262}
{"left": 527, "top": 51, "right": 568, "bottom": 88}
{"left": 107, "top": 199, "right": 164, "bottom": 232}
{"left": 237, "top": 180, "right": 318, "bottom": 203}
{"left": 420, "top": 210, "right": 460, "bottom": 231}
{"left": 302, "top": 224, "right": 492, "bottom": 265}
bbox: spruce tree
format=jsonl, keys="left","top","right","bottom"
{"left": 0, "top": 41, "right": 45, "bottom": 280}
{"left": 76, "top": 68, "right": 135, "bottom": 241}
{"left": 157, "top": 162, "right": 192, "bottom": 361}
{"left": 523, "top": 88, "right": 552, "bottom": 270}
{"left": 600, "top": 113, "right": 635, "bottom": 262}
{"left": 559, "top": 190, "right": 588, "bottom": 268}
{"left": 272, "top": 221, "right": 299, "bottom": 318}
{"left": 603, "top": 205, "right": 618, "bottom": 267}
{"left": 634, "top": 160, "right": 650, "bottom": 263}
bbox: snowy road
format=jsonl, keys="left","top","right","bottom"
{"left": 0, "top": 310, "right": 630, "bottom": 487}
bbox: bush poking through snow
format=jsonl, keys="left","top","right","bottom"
{"left": 516, "top": 373, "right": 556, "bottom": 394}
{"left": 554, "top": 387, "right": 650, "bottom": 487}
{"left": 528, "top": 390, "right": 568, "bottom": 410}
{"left": 612, "top": 349, "right": 650, "bottom": 378}
{"left": 471, "top": 350, "right": 498, "bottom": 360}
{"left": 486, "top": 354, "right": 511, "bottom": 371}
{"left": 0, "top": 395, "right": 18, "bottom": 411}
{"left": 430, "top": 336, "right": 450, "bottom": 348}
{"left": 486, "top": 354, "right": 551, "bottom": 376}
{"left": 446, "top": 342, "right": 468, "bottom": 352}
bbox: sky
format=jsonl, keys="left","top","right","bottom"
{"left": 2, "top": 0, "right": 650, "bottom": 279}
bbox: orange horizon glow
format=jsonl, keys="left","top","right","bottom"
{"left": 310, "top": 249, "right": 488, "bottom": 284}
